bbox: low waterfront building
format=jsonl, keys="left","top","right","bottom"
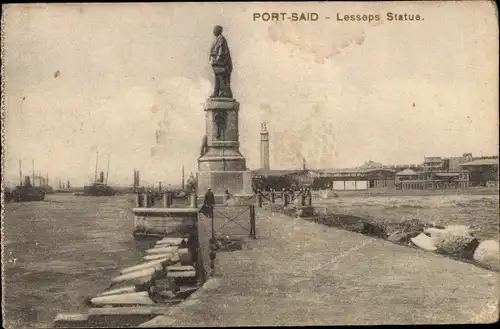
{"left": 252, "top": 168, "right": 397, "bottom": 191}
{"left": 459, "top": 158, "right": 498, "bottom": 186}
{"left": 396, "top": 169, "right": 469, "bottom": 189}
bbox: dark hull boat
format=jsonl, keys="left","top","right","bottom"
{"left": 77, "top": 152, "right": 115, "bottom": 196}
{"left": 11, "top": 186, "right": 46, "bottom": 202}
{"left": 81, "top": 183, "right": 116, "bottom": 196}
{"left": 11, "top": 161, "right": 46, "bottom": 202}
{"left": 4, "top": 188, "right": 13, "bottom": 203}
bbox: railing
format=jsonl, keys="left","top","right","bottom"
{"left": 255, "top": 188, "right": 312, "bottom": 208}
{"left": 201, "top": 204, "right": 256, "bottom": 240}
{"left": 134, "top": 191, "right": 197, "bottom": 208}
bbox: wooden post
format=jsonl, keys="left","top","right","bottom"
{"left": 257, "top": 190, "right": 263, "bottom": 208}
{"left": 307, "top": 189, "right": 312, "bottom": 207}
{"left": 135, "top": 192, "right": 142, "bottom": 207}
{"left": 163, "top": 191, "right": 170, "bottom": 208}
{"left": 271, "top": 189, "right": 275, "bottom": 203}
{"left": 250, "top": 205, "right": 256, "bottom": 239}
{"left": 190, "top": 191, "right": 197, "bottom": 208}
{"left": 281, "top": 188, "right": 285, "bottom": 202}
{"left": 143, "top": 192, "right": 149, "bottom": 208}
{"left": 284, "top": 191, "right": 289, "bottom": 206}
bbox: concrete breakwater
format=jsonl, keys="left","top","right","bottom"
{"left": 54, "top": 237, "right": 199, "bottom": 327}
{"left": 264, "top": 203, "right": 499, "bottom": 272}
{"left": 54, "top": 192, "right": 214, "bottom": 328}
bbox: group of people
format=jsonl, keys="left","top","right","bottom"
{"left": 202, "top": 188, "right": 233, "bottom": 218}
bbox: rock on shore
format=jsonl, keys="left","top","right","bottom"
{"left": 473, "top": 240, "right": 499, "bottom": 271}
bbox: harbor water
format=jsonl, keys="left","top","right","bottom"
{"left": 3, "top": 194, "right": 148, "bottom": 329}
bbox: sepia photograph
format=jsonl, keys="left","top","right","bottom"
{"left": 1, "top": 1, "right": 499, "bottom": 328}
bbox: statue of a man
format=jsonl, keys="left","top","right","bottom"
{"left": 209, "top": 25, "right": 233, "bottom": 98}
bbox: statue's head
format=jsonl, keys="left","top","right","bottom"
{"left": 213, "top": 25, "right": 223, "bottom": 36}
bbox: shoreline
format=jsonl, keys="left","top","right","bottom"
{"left": 313, "top": 186, "right": 498, "bottom": 198}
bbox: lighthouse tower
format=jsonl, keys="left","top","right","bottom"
{"left": 260, "top": 122, "right": 270, "bottom": 172}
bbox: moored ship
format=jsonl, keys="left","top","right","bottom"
{"left": 11, "top": 176, "right": 46, "bottom": 202}
{"left": 80, "top": 152, "right": 116, "bottom": 196}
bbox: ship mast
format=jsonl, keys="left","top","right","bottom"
{"left": 19, "top": 160, "right": 23, "bottom": 186}
{"left": 94, "top": 151, "right": 99, "bottom": 184}
{"left": 181, "top": 165, "right": 185, "bottom": 190}
{"left": 105, "top": 154, "right": 110, "bottom": 184}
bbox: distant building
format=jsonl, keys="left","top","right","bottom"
{"left": 251, "top": 168, "right": 397, "bottom": 191}
{"left": 395, "top": 168, "right": 419, "bottom": 182}
{"left": 396, "top": 169, "right": 469, "bottom": 189}
{"left": 423, "top": 157, "right": 443, "bottom": 170}
{"left": 252, "top": 129, "right": 494, "bottom": 191}
{"left": 459, "top": 158, "right": 498, "bottom": 186}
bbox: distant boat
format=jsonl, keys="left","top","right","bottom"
{"left": 81, "top": 182, "right": 116, "bottom": 196}
{"left": 10, "top": 161, "right": 45, "bottom": 202}
{"left": 80, "top": 152, "right": 115, "bottom": 197}
{"left": 11, "top": 184, "right": 46, "bottom": 202}
{"left": 4, "top": 187, "right": 13, "bottom": 203}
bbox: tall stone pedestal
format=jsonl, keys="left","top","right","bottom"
{"left": 197, "top": 98, "right": 253, "bottom": 201}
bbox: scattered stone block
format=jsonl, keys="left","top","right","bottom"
{"left": 155, "top": 237, "right": 185, "bottom": 246}
{"left": 90, "top": 291, "right": 156, "bottom": 307}
{"left": 473, "top": 240, "right": 499, "bottom": 271}
{"left": 434, "top": 234, "right": 479, "bottom": 259}
{"left": 167, "top": 265, "right": 195, "bottom": 272}
{"left": 167, "top": 271, "right": 196, "bottom": 278}
{"left": 54, "top": 313, "right": 89, "bottom": 328}
{"left": 120, "top": 259, "right": 168, "bottom": 275}
{"left": 384, "top": 218, "right": 426, "bottom": 236}
{"left": 411, "top": 233, "right": 438, "bottom": 251}
{"left": 424, "top": 225, "right": 478, "bottom": 259}
{"left": 108, "top": 276, "right": 153, "bottom": 291}
{"left": 424, "top": 225, "right": 473, "bottom": 239}
{"left": 143, "top": 252, "right": 174, "bottom": 261}
{"left": 99, "top": 286, "right": 138, "bottom": 297}
{"left": 387, "top": 230, "right": 421, "bottom": 244}
{"left": 146, "top": 246, "right": 178, "bottom": 254}
{"left": 111, "top": 266, "right": 159, "bottom": 286}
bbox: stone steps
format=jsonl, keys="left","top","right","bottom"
{"left": 55, "top": 226, "right": 204, "bottom": 327}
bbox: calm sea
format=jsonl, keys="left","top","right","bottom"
{"left": 2, "top": 194, "right": 149, "bottom": 329}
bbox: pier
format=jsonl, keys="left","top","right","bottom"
{"left": 140, "top": 207, "right": 498, "bottom": 326}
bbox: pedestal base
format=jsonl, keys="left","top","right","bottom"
{"left": 197, "top": 170, "right": 254, "bottom": 198}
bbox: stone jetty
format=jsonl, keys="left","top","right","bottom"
{"left": 140, "top": 208, "right": 498, "bottom": 326}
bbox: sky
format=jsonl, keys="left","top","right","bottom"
{"left": 2, "top": 2, "right": 498, "bottom": 187}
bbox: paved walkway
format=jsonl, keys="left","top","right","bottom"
{"left": 141, "top": 209, "right": 498, "bottom": 326}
